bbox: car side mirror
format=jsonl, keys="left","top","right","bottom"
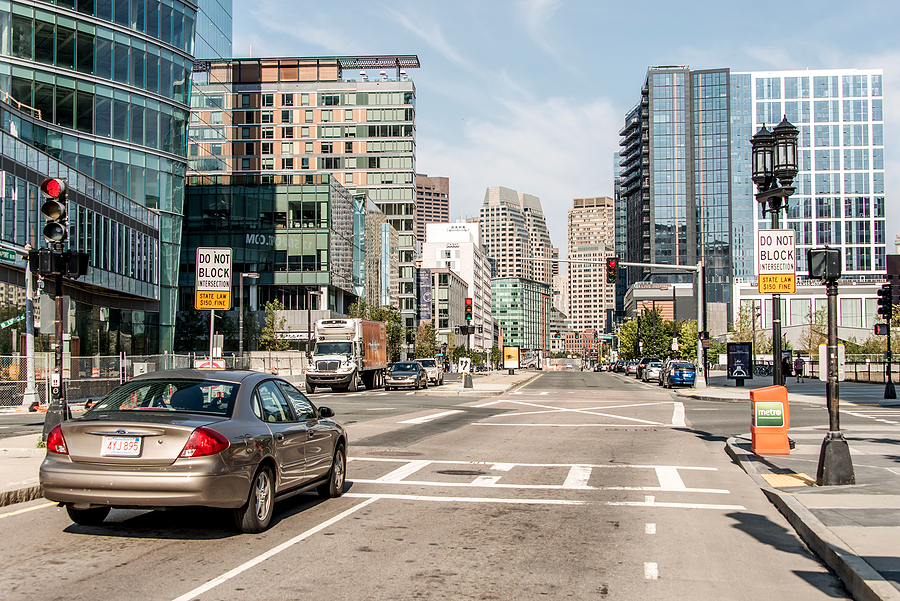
{"left": 318, "top": 406, "right": 335, "bottom": 419}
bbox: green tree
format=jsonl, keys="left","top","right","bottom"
{"left": 798, "top": 306, "right": 827, "bottom": 355}
{"left": 636, "top": 307, "right": 674, "bottom": 359}
{"left": 490, "top": 346, "right": 502, "bottom": 367}
{"left": 259, "top": 300, "right": 290, "bottom": 351}
{"left": 617, "top": 318, "right": 639, "bottom": 360}
{"left": 674, "top": 319, "right": 698, "bottom": 361}
{"left": 414, "top": 321, "right": 437, "bottom": 358}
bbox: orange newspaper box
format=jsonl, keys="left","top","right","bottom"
{"left": 750, "top": 385, "right": 791, "bottom": 455}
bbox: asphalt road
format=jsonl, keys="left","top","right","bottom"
{"left": 0, "top": 372, "right": 853, "bottom": 599}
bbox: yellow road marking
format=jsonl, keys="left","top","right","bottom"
{"left": 0, "top": 502, "right": 54, "bottom": 519}
{"left": 761, "top": 473, "right": 816, "bottom": 487}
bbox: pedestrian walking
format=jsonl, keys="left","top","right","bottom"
{"left": 794, "top": 356, "right": 805, "bottom": 383}
{"left": 782, "top": 356, "right": 792, "bottom": 386}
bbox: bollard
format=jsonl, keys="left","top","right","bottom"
{"left": 463, "top": 373, "right": 473, "bottom": 388}
{"left": 750, "top": 385, "right": 791, "bottom": 455}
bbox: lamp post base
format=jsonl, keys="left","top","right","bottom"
{"left": 884, "top": 381, "right": 897, "bottom": 400}
{"left": 816, "top": 432, "right": 855, "bottom": 486}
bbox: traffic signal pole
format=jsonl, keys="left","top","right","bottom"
{"left": 877, "top": 281, "right": 896, "bottom": 400}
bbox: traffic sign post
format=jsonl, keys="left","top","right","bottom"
{"left": 756, "top": 229, "right": 796, "bottom": 294}
{"left": 195, "top": 248, "right": 232, "bottom": 367}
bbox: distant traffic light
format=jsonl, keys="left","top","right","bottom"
{"left": 606, "top": 257, "right": 618, "bottom": 283}
{"left": 40, "top": 178, "right": 68, "bottom": 245}
{"left": 465, "top": 297, "right": 473, "bottom": 320}
{"left": 877, "top": 284, "right": 893, "bottom": 319}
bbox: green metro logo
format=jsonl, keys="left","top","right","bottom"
{"left": 755, "top": 402, "right": 785, "bottom": 427}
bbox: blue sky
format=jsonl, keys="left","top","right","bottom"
{"left": 233, "top": 0, "right": 900, "bottom": 261}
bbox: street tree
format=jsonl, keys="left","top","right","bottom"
{"left": 259, "top": 300, "right": 290, "bottom": 351}
{"left": 798, "top": 306, "right": 828, "bottom": 355}
{"left": 414, "top": 321, "right": 438, "bottom": 358}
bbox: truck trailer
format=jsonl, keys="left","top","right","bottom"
{"left": 306, "top": 318, "right": 387, "bottom": 393}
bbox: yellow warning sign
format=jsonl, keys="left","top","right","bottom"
{"left": 195, "top": 291, "right": 232, "bottom": 310}
{"left": 758, "top": 274, "right": 796, "bottom": 294}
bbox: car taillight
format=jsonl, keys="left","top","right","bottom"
{"left": 46, "top": 424, "right": 68, "bottom": 455}
{"left": 179, "top": 427, "right": 230, "bottom": 458}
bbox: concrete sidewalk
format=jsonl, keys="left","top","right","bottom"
{"left": 672, "top": 372, "right": 900, "bottom": 601}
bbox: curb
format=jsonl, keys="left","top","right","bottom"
{"left": 725, "top": 437, "right": 900, "bottom": 601}
{"left": 0, "top": 485, "right": 43, "bottom": 508}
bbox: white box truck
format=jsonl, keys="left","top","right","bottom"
{"left": 306, "top": 318, "right": 387, "bottom": 393}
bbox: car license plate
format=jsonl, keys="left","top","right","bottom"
{"left": 101, "top": 436, "right": 142, "bottom": 456}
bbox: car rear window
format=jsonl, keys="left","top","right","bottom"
{"left": 392, "top": 363, "right": 418, "bottom": 371}
{"left": 85, "top": 379, "right": 238, "bottom": 417}
{"left": 416, "top": 360, "right": 436, "bottom": 367}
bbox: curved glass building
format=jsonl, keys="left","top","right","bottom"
{"left": 0, "top": 0, "right": 198, "bottom": 352}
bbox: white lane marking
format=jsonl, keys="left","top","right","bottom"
{"left": 345, "top": 393, "right": 365, "bottom": 397}
{"left": 350, "top": 457, "right": 718, "bottom": 471}
{"left": 374, "top": 460, "right": 432, "bottom": 483}
{"left": 645, "top": 523, "right": 656, "bottom": 535}
{"left": 609, "top": 499, "right": 746, "bottom": 510}
{"left": 0, "top": 502, "right": 54, "bottom": 519}
{"left": 471, "top": 476, "right": 502, "bottom": 485}
{"left": 345, "top": 493, "right": 584, "bottom": 506}
{"left": 644, "top": 562, "right": 658, "bottom": 580}
{"left": 490, "top": 463, "right": 515, "bottom": 471}
{"left": 399, "top": 410, "right": 464, "bottom": 424}
{"left": 473, "top": 400, "right": 504, "bottom": 408}
{"left": 405, "top": 391, "right": 415, "bottom": 396}
{"left": 563, "top": 465, "right": 593, "bottom": 489}
{"left": 170, "top": 497, "right": 379, "bottom": 601}
{"left": 366, "top": 408, "right": 396, "bottom": 411}
{"left": 351, "top": 478, "right": 729, "bottom": 494}
{"left": 672, "top": 402, "right": 685, "bottom": 427}
{"left": 655, "top": 466, "right": 686, "bottom": 491}
{"left": 474, "top": 423, "right": 665, "bottom": 428}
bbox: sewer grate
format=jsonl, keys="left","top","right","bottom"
{"left": 435, "top": 470, "right": 489, "bottom": 476}
{"left": 366, "top": 450, "right": 423, "bottom": 457}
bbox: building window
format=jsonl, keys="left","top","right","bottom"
{"left": 305, "top": 142, "right": 314, "bottom": 153}
{"left": 241, "top": 158, "right": 250, "bottom": 170}
{"left": 345, "top": 172, "right": 353, "bottom": 184}
{"left": 282, "top": 158, "right": 294, "bottom": 169}
{"left": 345, "top": 141, "right": 353, "bottom": 153}
{"left": 282, "top": 93, "right": 294, "bottom": 106}
{"left": 283, "top": 127, "right": 294, "bottom": 138}
{"left": 261, "top": 142, "right": 273, "bottom": 154}
{"left": 305, "top": 110, "right": 313, "bottom": 123}
{"left": 262, "top": 93, "right": 274, "bottom": 107}
{"left": 262, "top": 126, "right": 274, "bottom": 139}
{"left": 245, "top": 111, "right": 254, "bottom": 124}
{"left": 241, "top": 127, "right": 250, "bottom": 139}
{"left": 321, "top": 110, "right": 332, "bottom": 123}
{"left": 300, "top": 127, "right": 309, "bottom": 138}
{"left": 244, "top": 142, "right": 254, "bottom": 155}
{"left": 241, "top": 94, "right": 251, "bottom": 108}
{"left": 301, "top": 94, "right": 309, "bottom": 106}
{"left": 281, "top": 110, "right": 292, "bottom": 123}
{"left": 262, "top": 158, "right": 273, "bottom": 170}
{"left": 321, "top": 142, "right": 333, "bottom": 154}
{"left": 281, "top": 142, "right": 293, "bottom": 154}
{"left": 301, "top": 157, "right": 309, "bottom": 169}
{"left": 261, "top": 111, "right": 273, "bottom": 123}
{"left": 345, "top": 109, "right": 353, "bottom": 121}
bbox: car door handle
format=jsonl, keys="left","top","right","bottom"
{"left": 275, "top": 433, "right": 284, "bottom": 441}
{"left": 307, "top": 430, "right": 315, "bottom": 438}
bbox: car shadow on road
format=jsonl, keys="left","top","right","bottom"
{"left": 62, "top": 482, "right": 357, "bottom": 539}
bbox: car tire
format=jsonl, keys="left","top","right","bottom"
{"left": 66, "top": 505, "right": 110, "bottom": 525}
{"left": 317, "top": 443, "right": 346, "bottom": 498}
{"left": 234, "top": 465, "right": 274, "bottom": 533}
{"left": 307, "top": 383, "right": 315, "bottom": 394}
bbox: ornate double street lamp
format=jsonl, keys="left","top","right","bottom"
{"left": 751, "top": 117, "right": 799, "bottom": 386}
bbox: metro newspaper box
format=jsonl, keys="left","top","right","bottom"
{"left": 750, "top": 385, "right": 791, "bottom": 455}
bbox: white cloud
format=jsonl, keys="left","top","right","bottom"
{"left": 417, "top": 94, "right": 622, "bottom": 259}
{"left": 385, "top": 9, "right": 473, "bottom": 70}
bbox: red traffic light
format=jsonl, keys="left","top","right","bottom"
{"left": 40, "top": 178, "right": 66, "bottom": 199}
{"left": 608, "top": 259, "right": 617, "bottom": 268}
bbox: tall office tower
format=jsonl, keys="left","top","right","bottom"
{"left": 194, "top": 0, "right": 233, "bottom": 60}
{"left": 742, "top": 69, "right": 885, "bottom": 277}
{"left": 415, "top": 173, "right": 449, "bottom": 243}
{"left": 479, "top": 186, "right": 553, "bottom": 285}
{"left": 188, "top": 56, "right": 421, "bottom": 329}
{"left": 619, "top": 66, "right": 885, "bottom": 332}
{"left": 567, "top": 197, "right": 615, "bottom": 334}
{"left": 0, "top": 0, "right": 198, "bottom": 353}
{"left": 613, "top": 152, "right": 627, "bottom": 316}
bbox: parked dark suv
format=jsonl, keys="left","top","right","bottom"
{"left": 636, "top": 357, "right": 660, "bottom": 379}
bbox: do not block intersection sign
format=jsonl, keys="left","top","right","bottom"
{"left": 756, "top": 229, "right": 796, "bottom": 294}
{"left": 195, "top": 247, "right": 232, "bottom": 310}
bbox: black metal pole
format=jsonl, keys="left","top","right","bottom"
{"left": 886, "top": 276, "right": 896, "bottom": 399}
{"left": 771, "top": 202, "right": 783, "bottom": 387}
{"left": 42, "top": 271, "right": 69, "bottom": 440}
{"left": 816, "top": 278, "right": 855, "bottom": 485}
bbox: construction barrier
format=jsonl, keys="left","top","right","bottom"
{"left": 750, "top": 385, "right": 791, "bottom": 455}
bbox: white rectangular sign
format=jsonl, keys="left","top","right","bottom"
{"left": 756, "top": 229, "right": 796, "bottom": 275}
{"left": 195, "top": 247, "right": 233, "bottom": 310}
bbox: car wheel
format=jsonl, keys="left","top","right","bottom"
{"left": 307, "top": 383, "right": 315, "bottom": 394}
{"left": 317, "top": 443, "right": 346, "bottom": 498}
{"left": 66, "top": 505, "right": 110, "bottom": 526}
{"left": 234, "top": 465, "right": 274, "bottom": 533}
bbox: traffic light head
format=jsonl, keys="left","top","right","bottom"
{"left": 877, "top": 284, "right": 893, "bottom": 319}
{"left": 606, "top": 257, "right": 618, "bottom": 283}
{"left": 40, "top": 178, "right": 68, "bottom": 244}
{"left": 465, "top": 297, "right": 473, "bottom": 320}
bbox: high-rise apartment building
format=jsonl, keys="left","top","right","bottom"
{"left": 415, "top": 174, "right": 449, "bottom": 243}
{"left": 0, "top": 0, "right": 201, "bottom": 353}
{"left": 421, "top": 222, "right": 492, "bottom": 352}
{"left": 479, "top": 186, "right": 553, "bottom": 285}
{"left": 620, "top": 66, "right": 885, "bottom": 332}
{"left": 567, "top": 197, "right": 615, "bottom": 334}
{"left": 187, "top": 56, "right": 421, "bottom": 329}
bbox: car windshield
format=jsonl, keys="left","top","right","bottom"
{"left": 673, "top": 363, "right": 695, "bottom": 370}
{"left": 314, "top": 342, "right": 352, "bottom": 355}
{"left": 649, "top": 362, "right": 662, "bottom": 368}
{"left": 392, "top": 363, "right": 418, "bottom": 372}
{"left": 84, "top": 379, "right": 238, "bottom": 417}
{"left": 417, "top": 360, "right": 436, "bottom": 367}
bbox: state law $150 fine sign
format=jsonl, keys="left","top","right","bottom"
{"left": 756, "top": 229, "right": 796, "bottom": 294}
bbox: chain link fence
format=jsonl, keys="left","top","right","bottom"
{"left": 0, "top": 352, "right": 312, "bottom": 407}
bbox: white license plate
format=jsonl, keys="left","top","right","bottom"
{"left": 101, "top": 436, "right": 142, "bottom": 456}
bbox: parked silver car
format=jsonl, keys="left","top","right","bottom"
{"left": 40, "top": 370, "right": 347, "bottom": 533}
{"left": 414, "top": 358, "right": 444, "bottom": 385}
{"left": 385, "top": 362, "right": 428, "bottom": 390}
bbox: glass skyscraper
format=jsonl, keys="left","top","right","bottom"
{"left": 620, "top": 66, "right": 886, "bottom": 332}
